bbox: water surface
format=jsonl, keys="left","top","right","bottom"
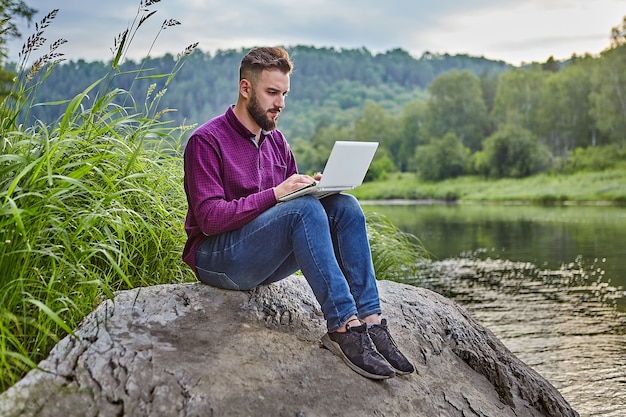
{"left": 362, "top": 202, "right": 626, "bottom": 416}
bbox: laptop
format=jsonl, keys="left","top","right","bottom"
{"left": 279, "top": 141, "right": 378, "bottom": 202}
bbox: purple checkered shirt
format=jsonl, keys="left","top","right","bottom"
{"left": 182, "top": 106, "right": 298, "bottom": 272}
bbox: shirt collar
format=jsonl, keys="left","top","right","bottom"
{"left": 225, "top": 105, "right": 273, "bottom": 147}
{"left": 225, "top": 105, "right": 254, "bottom": 140}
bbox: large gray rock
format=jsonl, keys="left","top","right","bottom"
{"left": 0, "top": 276, "right": 578, "bottom": 417}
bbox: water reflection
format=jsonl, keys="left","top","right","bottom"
{"left": 363, "top": 202, "right": 626, "bottom": 309}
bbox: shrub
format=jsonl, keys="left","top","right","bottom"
{"left": 559, "top": 144, "right": 626, "bottom": 173}
{"left": 475, "top": 124, "right": 550, "bottom": 178}
{"left": 415, "top": 132, "right": 470, "bottom": 181}
{"left": 366, "top": 151, "right": 397, "bottom": 181}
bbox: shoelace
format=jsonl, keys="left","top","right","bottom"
{"left": 370, "top": 323, "right": 400, "bottom": 349}
{"left": 345, "top": 324, "right": 374, "bottom": 355}
{"left": 359, "top": 331, "right": 378, "bottom": 355}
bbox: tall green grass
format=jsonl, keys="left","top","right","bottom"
{"left": 0, "top": 2, "right": 426, "bottom": 392}
{"left": 0, "top": 2, "right": 198, "bottom": 391}
{"left": 366, "top": 212, "right": 428, "bottom": 282}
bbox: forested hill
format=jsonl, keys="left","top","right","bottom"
{"left": 22, "top": 45, "right": 512, "bottom": 140}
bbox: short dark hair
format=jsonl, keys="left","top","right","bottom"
{"left": 240, "top": 47, "right": 293, "bottom": 83}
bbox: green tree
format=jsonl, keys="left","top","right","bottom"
{"left": 422, "top": 70, "right": 489, "bottom": 152}
{"left": 0, "top": 0, "right": 37, "bottom": 96}
{"left": 589, "top": 45, "right": 626, "bottom": 146}
{"left": 415, "top": 132, "right": 470, "bottom": 181}
{"left": 537, "top": 58, "right": 597, "bottom": 156}
{"left": 366, "top": 148, "right": 397, "bottom": 181}
{"left": 354, "top": 101, "right": 391, "bottom": 144}
{"left": 491, "top": 68, "right": 547, "bottom": 134}
{"left": 479, "top": 70, "right": 499, "bottom": 115}
{"left": 0, "top": 0, "right": 36, "bottom": 57}
{"left": 474, "top": 124, "right": 550, "bottom": 178}
{"left": 393, "top": 100, "right": 427, "bottom": 171}
{"left": 541, "top": 56, "right": 561, "bottom": 73}
{"left": 610, "top": 15, "right": 626, "bottom": 48}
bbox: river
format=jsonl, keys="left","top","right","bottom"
{"left": 361, "top": 202, "right": 626, "bottom": 417}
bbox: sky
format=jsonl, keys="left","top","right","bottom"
{"left": 7, "top": 0, "right": 626, "bottom": 67}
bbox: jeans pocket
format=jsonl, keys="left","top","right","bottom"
{"left": 196, "top": 267, "right": 241, "bottom": 291}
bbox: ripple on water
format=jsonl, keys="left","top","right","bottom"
{"left": 411, "top": 257, "right": 626, "bottom": 417}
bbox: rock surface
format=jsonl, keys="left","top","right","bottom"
{"left": 0, "top": 276, "right": 578, "bottom": 417}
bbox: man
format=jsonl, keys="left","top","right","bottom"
{"left": 182, "top": 46, "right": 414, "bottom": 379}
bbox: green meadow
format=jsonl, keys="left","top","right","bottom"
{"left": 352, "top": 168, "right": 626, "bottom": 204}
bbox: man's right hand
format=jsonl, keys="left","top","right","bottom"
{"left": 273, "top": 173, "right": 317, "bottom": 201}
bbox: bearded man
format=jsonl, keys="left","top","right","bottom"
{"left": 182, "top": 47, "right": 414, "bottom": 380}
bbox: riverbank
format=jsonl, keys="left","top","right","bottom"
{"left": 352, "top": 168, "right": 626, "bottom": 204}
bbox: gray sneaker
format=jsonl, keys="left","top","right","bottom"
{"left": 321, "top": 323, "right": 396, "bottom": 380}
{"left": 367, "top": 319, "right": 415, "bottom": 375}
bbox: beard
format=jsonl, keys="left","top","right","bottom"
{"left": 247, "top": 90, "right": 279, "bottom": 131}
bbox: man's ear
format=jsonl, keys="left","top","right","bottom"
{"left": 239, "top": 79, "right": 251, "bottom": 99}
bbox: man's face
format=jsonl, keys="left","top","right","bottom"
{"left": 246, "top": 69, "right": 290, "bottom": 131}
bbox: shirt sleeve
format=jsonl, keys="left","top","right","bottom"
{"left": 183, "top": 133, "right": 278, "bottom": 237}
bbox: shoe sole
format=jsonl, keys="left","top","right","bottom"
{"left": 321, "top": 334, "right": 395, "bottom": 380}
{"left": 390, "top": 366, "right": 414, "bottom": 376}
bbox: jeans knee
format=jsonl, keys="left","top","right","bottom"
{"left": 285, "top": 196, "right": 326, "bottom": 219}
{"left": 344, "top": 194, "right": 365, "bottom": 219}
{"left": 324, "top": 194, "right": 365, "bottom": 222}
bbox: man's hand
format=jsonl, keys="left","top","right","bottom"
{"left": 273, "top": 173, "right": 318, "bottom": 201}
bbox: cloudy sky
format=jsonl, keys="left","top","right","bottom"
{"left": 8, "top": 0, "right": 625, "bottom": 67}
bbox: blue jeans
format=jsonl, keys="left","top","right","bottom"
{"left": 195, "top": 193, "right": 381, "bottom": 332}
